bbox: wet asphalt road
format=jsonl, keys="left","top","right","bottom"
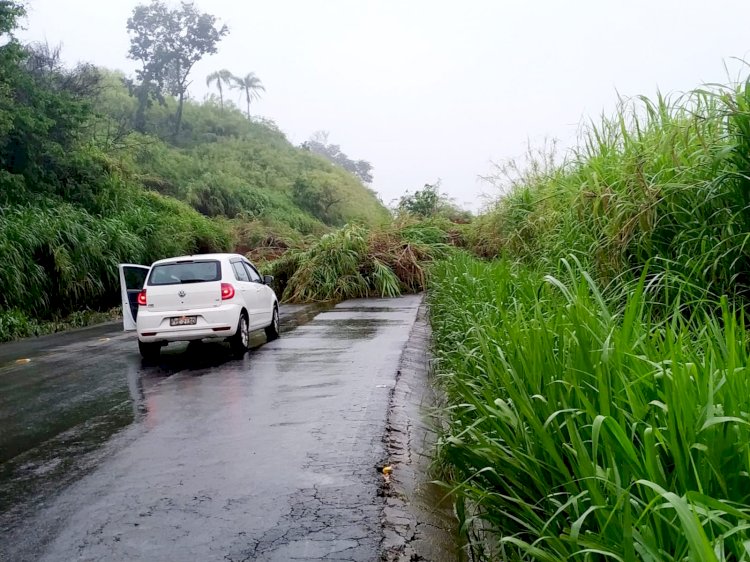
{"left": 0, "top": 297, "right": 423, "bottom": 561}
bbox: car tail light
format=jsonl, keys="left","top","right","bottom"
{"left": 137, "top": 290, "right": 147, "bottom": 306}
{"left": 221, "top": 283, "right": 235, "bottom": 300}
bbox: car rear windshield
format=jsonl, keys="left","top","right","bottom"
{"left": 148, "top": 260, "right": 221, "bottom": 286}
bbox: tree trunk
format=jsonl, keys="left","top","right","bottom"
{"left": 246, "top": 91, "right": 250, "bottom": 119}
{"left": 218, "top": 82, "right": 223, "bottom": 111}
{"left": 134, "top": 83, "right": 149, "bottom": 133}
{"left": 174, "top": 89, "right": 184, "bottom": 140}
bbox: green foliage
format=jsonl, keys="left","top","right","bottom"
{"left": 398, "top": 182, "right": 440, "bottom": 217}
{"left": 205, "top": 69, "right": 233, "bottom": 110}
{"left": 0, "top": 190, "right": 230, "bottom": 320}
{"left": 0, "top": 1, "right": 24, "bottom": 35}
{"left": 292, "top": 172, "right": 346, "bottom": 225}
{"left": 90, "top": 73, "right": 389, "bottom": 229}
{"left": 0, "top": 307, "right": 119, "bottom": 342}
{"left": 268, "top": 221, "right": 453, "bottom": 303}
{"left": 0, "top": 40, "right": 96, "bottom": 195}
{"left": 469, "top": 79, "right": 750, "bottom": 303}
{"left": 430, "top": 254, "right": 750, "bottom": 560}
{"left": 398, "top": 181, "right": 472, "bottom": 223}
{"left": 431, "top": 75, "right": 750, "bottom": 559}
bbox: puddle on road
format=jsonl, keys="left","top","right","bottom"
{"left": 332, "top": 306, "right": 410, "bottom": 313}
{"left": 304, "top": 317, "right": 404, "bottom": 341}
{"left": 277, "top": 380, "right": 342, "bottom": 393}
{"left": 281, "top": 302, "right": 334, "bottom": 332}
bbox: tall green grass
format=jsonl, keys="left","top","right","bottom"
{"left": 430, "top": 254, "right": 750, "bottom": 561}
{"left": 429, "top": 76, "right": 750, "bottom": 559}
{"left": 471, "top": 79, "right": 750, "bottom": 305}
{"left": 0, "top": 187, "right": 231, "bottom": 339}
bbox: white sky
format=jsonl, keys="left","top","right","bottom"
{"left": 19, "top": 0, "right": 750, "bottom": 210}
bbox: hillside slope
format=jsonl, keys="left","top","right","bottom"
{"left": 0, "top": 13, "right": 388, "bottom": 340}
{"left": 94, "top": 71, "right": 389, "bottom": 234}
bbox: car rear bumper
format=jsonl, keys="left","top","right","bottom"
{"left": 136, "top": 304, "right": 242, "bottom": 343}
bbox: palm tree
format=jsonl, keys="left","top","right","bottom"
{"left": 232, "top": 72, "right": 265, "bottom": 119}
{"left": 206, "top": 69, "right": 233, "bottom": 111}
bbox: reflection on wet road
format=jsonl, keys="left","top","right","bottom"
{"left": 0, "top": 297, "right": 422, "bottom": 561}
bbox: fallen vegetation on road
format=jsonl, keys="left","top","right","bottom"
{"left": 266, "top": 219, "right": 458, "bottom": 302}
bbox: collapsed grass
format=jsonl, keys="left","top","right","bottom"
{"left": 266, "top": 220, "right": 456, "bottom": 303}
{"left": 0, "top": 307, "right": 120, "bottom": 342}
{"left": 430, "top": 254, "right": 750, "bottom": 561}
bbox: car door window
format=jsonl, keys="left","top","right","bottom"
{"left": 124, "top": 267, "right": 149, "bottom": 291}
{"left": 118, "top": 264, "right": 150, "bottom": 331}
{"left": 232, "top": 262, "right": 250, "bottom": 282}
{"left": 243, "top": 262, "right": 262, "bottom": 283}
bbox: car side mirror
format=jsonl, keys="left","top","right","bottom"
{"left": 263, "top": 275, "right": 274, "bottom": 285}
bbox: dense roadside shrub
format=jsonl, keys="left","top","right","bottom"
{"left": 430, "top": 254, "right": 750, "bottom": 561}
{"left": 0, "top": 194, "right": 230, "bottom": 322}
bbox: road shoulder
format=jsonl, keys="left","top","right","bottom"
{"left": 380, "top": 299, "right": 460, "bottom": 561}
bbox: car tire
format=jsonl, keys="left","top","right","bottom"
{"left": 230, "top": 312, "right": 250, "bottom": 357}
{"left": 139, "top": 340, "right": 161, "bottom": 360}
{"left": 265, "top": 306, "right": 280, "bottom": 342}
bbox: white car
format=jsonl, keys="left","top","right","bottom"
{"left": 118, "top": 254, "right": 280, "bottom": 359}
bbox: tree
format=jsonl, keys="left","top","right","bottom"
{"left": 397, "top": 181, "right": 471, "bottom": 222}
{"left": 206, "top": 68, "right": 232, "bottom": 110}
{"left": 0, "top": 0, "right": 24, "bottom": 36}
{"left": 231, "top": 72, "right": 264, "bottom": 119}
{"left": 301, "top": 131, "right": 373, "bottom": 184}
{"left": 127, "top": 1, "right": 228, "bottom": 139}
{"left": 398, "top": 183, "right": 440, "bottom": 217}
{"left": 24, "top": 42, "right": 101, "bottom": 100}
{"left": 0, "top": 7, "right": 99, "bottom": 196}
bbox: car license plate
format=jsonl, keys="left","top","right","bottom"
{"left": 170, "top": 316, "right": 197, "bottom": 327}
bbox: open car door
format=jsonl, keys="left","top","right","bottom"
{"left": 118, "top": 264, "right": 150, "bottom": 331}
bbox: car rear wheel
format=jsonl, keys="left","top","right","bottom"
{"left": 138, "top": 340, "right": 161, "bottom": 360}
{"left": 230, "top": 312, "right": 250, "bottom": 357}
{"left": 265, "top": 306, "right": 280, "bottom": 342}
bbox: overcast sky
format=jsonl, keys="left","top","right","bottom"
{"left": 19, "top": 0, "right": 750, "bottom": 209}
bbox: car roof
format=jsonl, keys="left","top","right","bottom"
{"left": 151, "top": 253, "right": 247, "bottom": 266}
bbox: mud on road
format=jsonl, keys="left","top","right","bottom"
{"left": 0, "top": 296, "right": 458, "bottom": 561}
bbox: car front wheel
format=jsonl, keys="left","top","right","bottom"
{"left": 265, "top": 306, "right": 280, "bottom": 342}
{"left": 230, "top": 312, "right": 250, "bottom": 357}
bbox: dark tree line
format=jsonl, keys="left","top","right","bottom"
{"left": 0, "top": 1, "right": 103, "bottom": 201}
{"left": 301, "top": 131, "right": 374, "bottom": 184}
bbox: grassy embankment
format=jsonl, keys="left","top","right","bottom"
{"left": 428, "top": 79, "right": 750, "bottom": 559}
